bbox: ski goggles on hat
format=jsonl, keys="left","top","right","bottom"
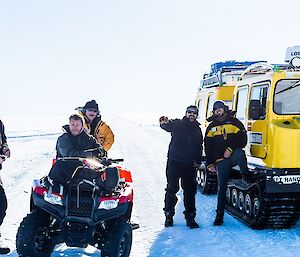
{"left": 186, "top": 109, "right": 198, "bottom": 115}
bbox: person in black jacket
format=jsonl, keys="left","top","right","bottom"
{"left": 160, "top": 105, "right": 203, "bottom": 229}
{"left": 0, "top": 120, "right": 11, "bottom": 254}
{"left": 204, "top": 101, "right": 249, "bottom": 226}
{"left": 48, "top": 114, "right": 105, "bottom": 185}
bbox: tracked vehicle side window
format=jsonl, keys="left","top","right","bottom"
{"left": 198, "top": 99, "right": 206, "bottom": 122}
{"left": 206, "top": 94, "right": 215, "bottom": 119}
{"left": 249, "top": 84, "right": 269, "bottom": 120}
{"left": 236, "top": 87, "right": 248, "bottom": 121}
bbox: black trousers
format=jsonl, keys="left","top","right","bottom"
{"left": 49, "top": 160, "right": 83, "bottom": 184}
{"left": 164, "top": 159, "right": 197, "bottom": 216}
{"left": 216, "top": 148, "right": 248, "bottom": 213}
{"left": 0, "top": 184, "right": 7, "bottom": 227}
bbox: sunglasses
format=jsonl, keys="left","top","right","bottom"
{"left": 187, "top": 110, "right": 198, "bottom": 115}
{"left": 86, "top": 109, "right": 98, "bottom": 113}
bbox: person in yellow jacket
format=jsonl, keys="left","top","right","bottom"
{"left": 76, "top": 100, "right": 114, "bottom": 152}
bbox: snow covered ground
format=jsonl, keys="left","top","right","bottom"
{"left": 1, "top": 113, "right": 300, "bottom": 257}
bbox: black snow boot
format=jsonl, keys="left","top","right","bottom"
{"left": 164, "top": 214, "right": 174, "bottom": 227}
{"left": 184, "top": 211, "right": 199, "bottom": 229}
{"left": 0, "top": 233, "right": 10, "bottom": 254}
{"left": 213, "top": 210, "right": 224, "bottom": 226}
{"left": 0, "top": 247, "right": 10, "bottom": 254}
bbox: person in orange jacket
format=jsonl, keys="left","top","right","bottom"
{"left": 76, "top": 100, "right": 114, "bottom": 152}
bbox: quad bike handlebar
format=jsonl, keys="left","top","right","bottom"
{"left": 56, "top": 157, "right": 124, "bottom": 172}
{"left": 105, "top": 158, "right": 124, "bottom": 164}
{"left": 57, "top": 157, "right": 124, "bottom": 163}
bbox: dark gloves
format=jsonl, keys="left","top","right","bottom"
{"left": 98, "top": 147, "right": 107, "bottom": 158}
{"left": 2, "top": 146, "right": 10, "bottom": 158}
{"left": 91, "top": 147, "right": 107, "bottom": 158}
{"left": 159, "top": 116, "right": 169, "bottom": 124}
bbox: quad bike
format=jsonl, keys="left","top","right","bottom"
{"left": 16, "top": 157, "right": 139, "bottom": 257}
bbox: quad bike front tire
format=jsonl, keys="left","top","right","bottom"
{"left": 101, "top": 219, "right": 132, "bottom": 257}
{"left": 16, "top": 210, "right": 55, "bottom": 257}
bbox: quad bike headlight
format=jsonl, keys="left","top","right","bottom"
{"left": 43, "top": 192, "right": 63, "bottom": 206}
{"left": 98, "top": 199, "right": 118, "bottom": 210}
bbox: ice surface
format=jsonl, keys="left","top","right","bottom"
{"left": 1, "top": 114, "right": 300, "bottom": 257}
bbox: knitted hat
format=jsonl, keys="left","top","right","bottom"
{"left": 213, "top": 101, "right": 227, "bottom": 111}
{"left": 84, "top": 100, "right": 99, "bottom": 111}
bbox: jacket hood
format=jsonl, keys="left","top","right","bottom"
{"left": 62, "top": 124, "right": 70, "bottom": 133}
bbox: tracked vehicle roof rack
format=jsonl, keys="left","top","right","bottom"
{"left": 200, "top": 60, "right": 266, "bottom": 89}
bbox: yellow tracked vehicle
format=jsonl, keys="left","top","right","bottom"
{"left": 197, "top": 46, "right": 300, "bottom": 228}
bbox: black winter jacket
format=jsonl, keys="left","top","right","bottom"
{"left": 0, "top": 120, "right": 8, "bottom": 170}
{"left": 161, "top": 117, "right": 203, "bottom": 164}
{"left": 56, "top": 125, "right": 100, "bottom": 158}
{"left": 204, "top": 115, "right": 247, "bottom": 167}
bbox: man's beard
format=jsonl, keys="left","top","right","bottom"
{"left": 216, "top": 113, "right": 227, "bottom": 121}
{"left": 189, "top": 116, "right": 196, "bottom": 122}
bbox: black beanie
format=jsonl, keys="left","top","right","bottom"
{"left": 84, "top": 100, "right": 99, "bottom": 111}
{"left": 213, "top": 101, "right": 227, "bottom": 111}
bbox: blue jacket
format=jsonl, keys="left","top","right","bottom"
{"left": 161, "top": 117, "right": 203, "bottom": 164}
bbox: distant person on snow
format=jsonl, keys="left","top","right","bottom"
{"left": 76, "top": 100, "right": 114, "bottom": 152}
{"left": 204, "top": 101, "right": 249, "bottom": 226}
{"left": 0, "top": 120, "right": 11, "bottom": 254}
{"left": 48, "top": 114, "right": 116, "bottom": 191}
{"left": 160, "top": 105, "right": 203, "bottom": 229}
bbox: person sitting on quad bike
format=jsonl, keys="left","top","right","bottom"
{"left": 76, "top": 100, "right": 114, "bottom": 152}
{"left": 48, "top": 114, "right": 117, "bottom": 191}
{"left": 16, "top": 114, "right": 136, "bottom": 257}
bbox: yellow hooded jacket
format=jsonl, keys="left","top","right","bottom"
{"left": 77, "top": 111, "right": 114, "bottom": 151}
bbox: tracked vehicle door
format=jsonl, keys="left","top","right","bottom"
{"left": 247, "top": 83, "right": 269, "bottom": 158}
{"left": 235, "top": 86, "right": 249, "bottom": 153}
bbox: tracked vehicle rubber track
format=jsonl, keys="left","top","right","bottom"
{"left": 225, "top": 177, "right": 300, "bottom": 229}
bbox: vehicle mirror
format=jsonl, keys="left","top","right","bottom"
{"left": 249, "top": 99, "right": 262, "bottom": 120}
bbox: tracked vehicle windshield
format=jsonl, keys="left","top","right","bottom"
{"left": 274, "top": 79, "right": 300, "bottom": 115}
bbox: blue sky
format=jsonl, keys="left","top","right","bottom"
{"left": 1, "top": 0, "right": 299, "bottom": 116}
